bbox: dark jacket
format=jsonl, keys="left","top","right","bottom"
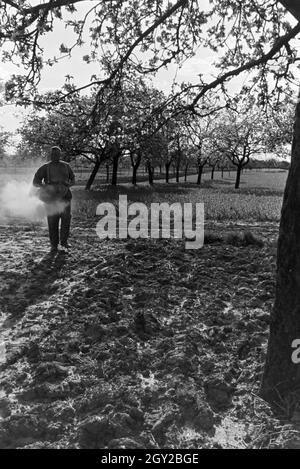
{"left": 33, "top": 161, "right": 75, "bottom": 201}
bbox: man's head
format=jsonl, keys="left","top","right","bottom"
{"left": 50, "top": 146, "right": 61, "bottom": 163}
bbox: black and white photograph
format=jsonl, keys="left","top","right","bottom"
{"left": 0, "top": 0, "right": 300, "bottom": 454}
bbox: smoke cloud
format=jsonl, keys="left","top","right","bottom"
{"left": 0, "top": 180, "right": 68, "bottom": 222}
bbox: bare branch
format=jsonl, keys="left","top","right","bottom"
{"left": 279, "top": 0, "right": 300, "bottom": 21}
{"left": 190, "top": 21, "right": 300, "bottom": 109}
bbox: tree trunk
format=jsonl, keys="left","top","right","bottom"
{"left": 184, "top": 163, "right": 189, "bottom": 182}
{"left": 235, "top": 165, "right": 242, "bottom": 189}
{"left": 211, "top": 166, "right": 215, "bottom": 180}
{"left": 130, "top": 151, "right": 142, "bottom": 186}
{"left": 106, "top": 164, "right": 110, "bottom": 183}
{"left": 147, "top": 162, "right": 154, "bottom": 185}
{"left": 197, "top": 165, "right": 204, "bottom": 185}
{"left": 111, "top": 151, "right": 120, "bottom": 186}
{"left": 221, "top": 168, "right": 224, "bottom": 178}
{"left": 132, "top": 165, "right": 138, "bottom": 185}
{"left": 260, "top": 98, "right": 300, "bottom": 407}
{"left": 165, "top": 163, "right": 171, "bottom": 183}
{"left": 85, "top": 158, "right": 101, "bottom": 190}
{"left": 176, "top": 163, "right": 180, "bottom": 183}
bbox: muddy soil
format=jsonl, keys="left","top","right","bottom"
{"left": 0, "top": 219, "right": 298, "bottom": 449}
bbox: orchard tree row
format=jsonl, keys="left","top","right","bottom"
{"left": 17, "top": 78, "right": 292, "bottom": 190}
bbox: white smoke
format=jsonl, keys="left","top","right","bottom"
{"left": 0, "top": 180, "right": 68, "bottom": 222}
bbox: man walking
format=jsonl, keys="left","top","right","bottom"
{"left": 33, "top": 146, "right": 75, "bottom": 252}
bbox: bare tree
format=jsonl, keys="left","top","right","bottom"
{"left": 185, "top": 116, "right": 215, "bottom": 186}
{"left": 214, "top": 109, "right": 265, "bottom": 189}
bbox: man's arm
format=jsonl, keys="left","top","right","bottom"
{"left": 68, "top": 165, "right": 75, "bottom": 187}
{"left": 33, "top": 165, "right": 46, "bottom": 187}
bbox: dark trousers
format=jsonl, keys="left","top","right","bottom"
{"left": 47, "top": 202, "right": 71, "bottom": 247}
